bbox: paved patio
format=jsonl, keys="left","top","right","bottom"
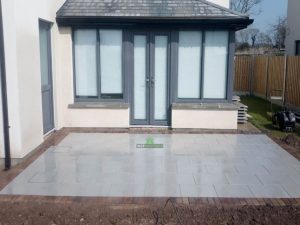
{"left": 1, "top": 133, "right": 300, "bottom": 198}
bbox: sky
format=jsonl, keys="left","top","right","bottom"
{"left": 250, "top": 0, "right": 288, "bottom": 31}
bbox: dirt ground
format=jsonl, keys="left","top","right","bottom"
{"left": 0, "top": 199, "right": 299, "bottom": 225}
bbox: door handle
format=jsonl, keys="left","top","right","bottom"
{"left": 151, "top": 78, "right": 155, "bottom": 88}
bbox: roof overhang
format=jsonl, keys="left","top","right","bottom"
{"left": 56, "top": 16, "right": 253, "bottom": 30}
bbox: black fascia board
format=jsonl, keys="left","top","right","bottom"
{"left": 56, "top": 16, "right": 253, "bottom": 30}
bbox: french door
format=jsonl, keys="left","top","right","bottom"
{"left": 131, "top": 32, "right": 170, "bottom": 126}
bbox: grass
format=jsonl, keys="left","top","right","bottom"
{"left": 241, "top": 95, "right": 300, "bottom": 140}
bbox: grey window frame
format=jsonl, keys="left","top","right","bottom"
{"left": 71, "top": 26, "right": 235, "bottom": 104}
{"left": 296, "top": 40, "right": 300, "bottom": 56}
{"left": 172, "top": 29, "right": 234, "bottom": 103}
{"left": 72, "top": 28, "right": 128, "bottom": 103}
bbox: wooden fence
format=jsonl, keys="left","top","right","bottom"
{"left": 234, "top": 55, "right": 300, "bottom": 109}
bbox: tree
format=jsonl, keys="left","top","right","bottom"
{"left": 232, "top": 0, "right": 265, "bottom": 52}
{"left": 249, "top": 28, "right": 259, "bottom": 47}
{"left": 232, "top": 0, "right": 264, "bottom": 49}
{"left": 237, "top": 29, "right": 250, "bottom": 43}
{"left": 231, "top": 0, "right": 264, "bottom": 15}
{"left": 269, "top": 17, "right": 287, "bottom": 50}
{"left": 256, "top": 32, "right": 273, "bottom": 47}
{"left": 236, "top": 28, "right": 259, "bottom": 46}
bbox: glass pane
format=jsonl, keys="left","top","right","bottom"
{"left": 154, "top": 36, "right": 168, "bottom": 120}
{"left": 203, "top": 31, "right": 228, "bottom": 99}
{"left": 134, "top": 35, "right": 147, "bottom": 120}
{"left": 178, "top": 31, "right": 202, "bottom": 99}
{"left": 39, "top": 27, "right": 49, "bottom": 86}
{"left": 296, "top": 41, "right": 300, "bottom": 56}
{"left": 74, "top": 30, "right": 97, "bottom": 97}
{"left": 100, "top": 30, "right": 123, "bottom": 98}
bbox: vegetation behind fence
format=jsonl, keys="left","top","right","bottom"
{"left": 234, "top": 55, "right": 300, "bottom": 109}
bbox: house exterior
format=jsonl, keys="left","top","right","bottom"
{"left": 286, "top": 0, "right": 300, "bottom": 55}
{"left": 0, "top": 0, "right": 252, "bottom": 167}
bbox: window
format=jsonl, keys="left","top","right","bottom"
{"left": 74, "top": 30, "right": 98, "bottom": 97}
{"left": 177, "top": 30, "right": 229, "bottom": 100}
{"left": 296, "top": 40, "right": 300, "bottom": 56}
{"left": 99, "top": 30, "right": 123, "bottom": 99}
{"left": 177, "top": 31, "right": 202, "bottom": 99}
{"left": 74, "top": 29, "right": 123, "bottom": 100}
{"left": 203, "top": 31, "right": 229, "bottom": 99}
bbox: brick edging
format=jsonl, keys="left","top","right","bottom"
{"left": 0, "top": 196, "right": 299, "bottom": 207}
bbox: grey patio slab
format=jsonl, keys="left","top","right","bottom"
{"left": 249, "top": 185, "right": 291, "bottom": 198}
{"left": 235, "top": 164, "right": 270, "bottom": 176}
{"left": 205, "top": 164, "right": 238, "bottom": 174}
{"left": 177, "top": 163, "right": 207, "bottom": 173}
{"left": 214, "top": 184, "right": 254, "bottom": 198}
{"left": 180, "top": 184, "right": 217, "bottom": 197}
{"left": 193, "top": 173, "right": 230, "bottom": 185}
{"left": 282, "top": 185, "right": 300, "bottom": 198}
{"left": 144, "top": 183, "right": 181, "bottom": 197}
{"left": 1, "top": 133, "right": 300, "bottom": 198}
{"left": 109, "top": 184, "right": 145, "bottom": 197}
{"left": 257, "top": 173, "right": 299, "bottom": 186}
{"left": 226, "top": 174, "right": 262, "bottom": 185}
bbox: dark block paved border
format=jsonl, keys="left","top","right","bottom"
{"left": 0, "top": 196, "right": 299, "bottom": 207}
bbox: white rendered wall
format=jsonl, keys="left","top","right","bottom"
{"left": 286, "top": 0, "right": 300, "bottom": 55}
{"left": 172, "top": 109, "right": 238, "bottom": 130}
{"left": 1, "top": 0, "right": 66, "bottom": 158}
{"left": 54, "top": 28, "right": 129, "bottom": 129}
{"left": 208, "top": 0, "right": 230, "bottom": 8}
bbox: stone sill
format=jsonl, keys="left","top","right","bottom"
{"left": 172, "top": 102, "right": 239, "bottom": 111}
{"left": 68, "top": 102, "right": 129, "bottom": 109}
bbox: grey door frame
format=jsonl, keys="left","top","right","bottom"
{"left": 130, "top": 31, "right": 171, "bottom": 126}
{"left": 39, "top": 19, "right": 54, "bottom": 134}
{"left": 130, "top": 31, "right": 151, "bottom": 125}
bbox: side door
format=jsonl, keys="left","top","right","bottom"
{"left": 39, "top": 20, "right": 54, "bottom": 134}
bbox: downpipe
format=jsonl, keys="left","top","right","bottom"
{"left": 0, "top": 0, "right": 11, "bottom": 170}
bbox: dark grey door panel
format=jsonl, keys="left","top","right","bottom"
{"left": 39, "top": 20, "right": 54, "bottom": 134}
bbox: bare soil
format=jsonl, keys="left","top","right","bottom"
{"left": 282, "top": 134, "right": 300, "bottom": 149}
{"left": 0, "top": 200, "right": 299, "bottom": 225}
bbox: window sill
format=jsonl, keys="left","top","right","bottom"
{"left": 68, "top": 102, "right": 129, "bottom": 109}
{"left": 172, "top": 102, "right": 238, "bottom": 111}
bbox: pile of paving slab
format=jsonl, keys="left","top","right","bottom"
{"left": 232, "top": 96, "right": 248, "bottom": 124}
{"left": 232, "top": 95, "right": 300, "bottom": 125}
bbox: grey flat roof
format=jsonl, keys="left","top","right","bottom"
{"left": 57, "top": 0, "right": 248, "bottom": 19}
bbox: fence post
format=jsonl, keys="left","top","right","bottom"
{"left": 283, "top": 55, "right": 288, "bottom": 107}
{"left": 265, "top": 55, "right": 270, "bottom": 99}
{"left": 249, "top": 55, "right": 255, "bottom": 95}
